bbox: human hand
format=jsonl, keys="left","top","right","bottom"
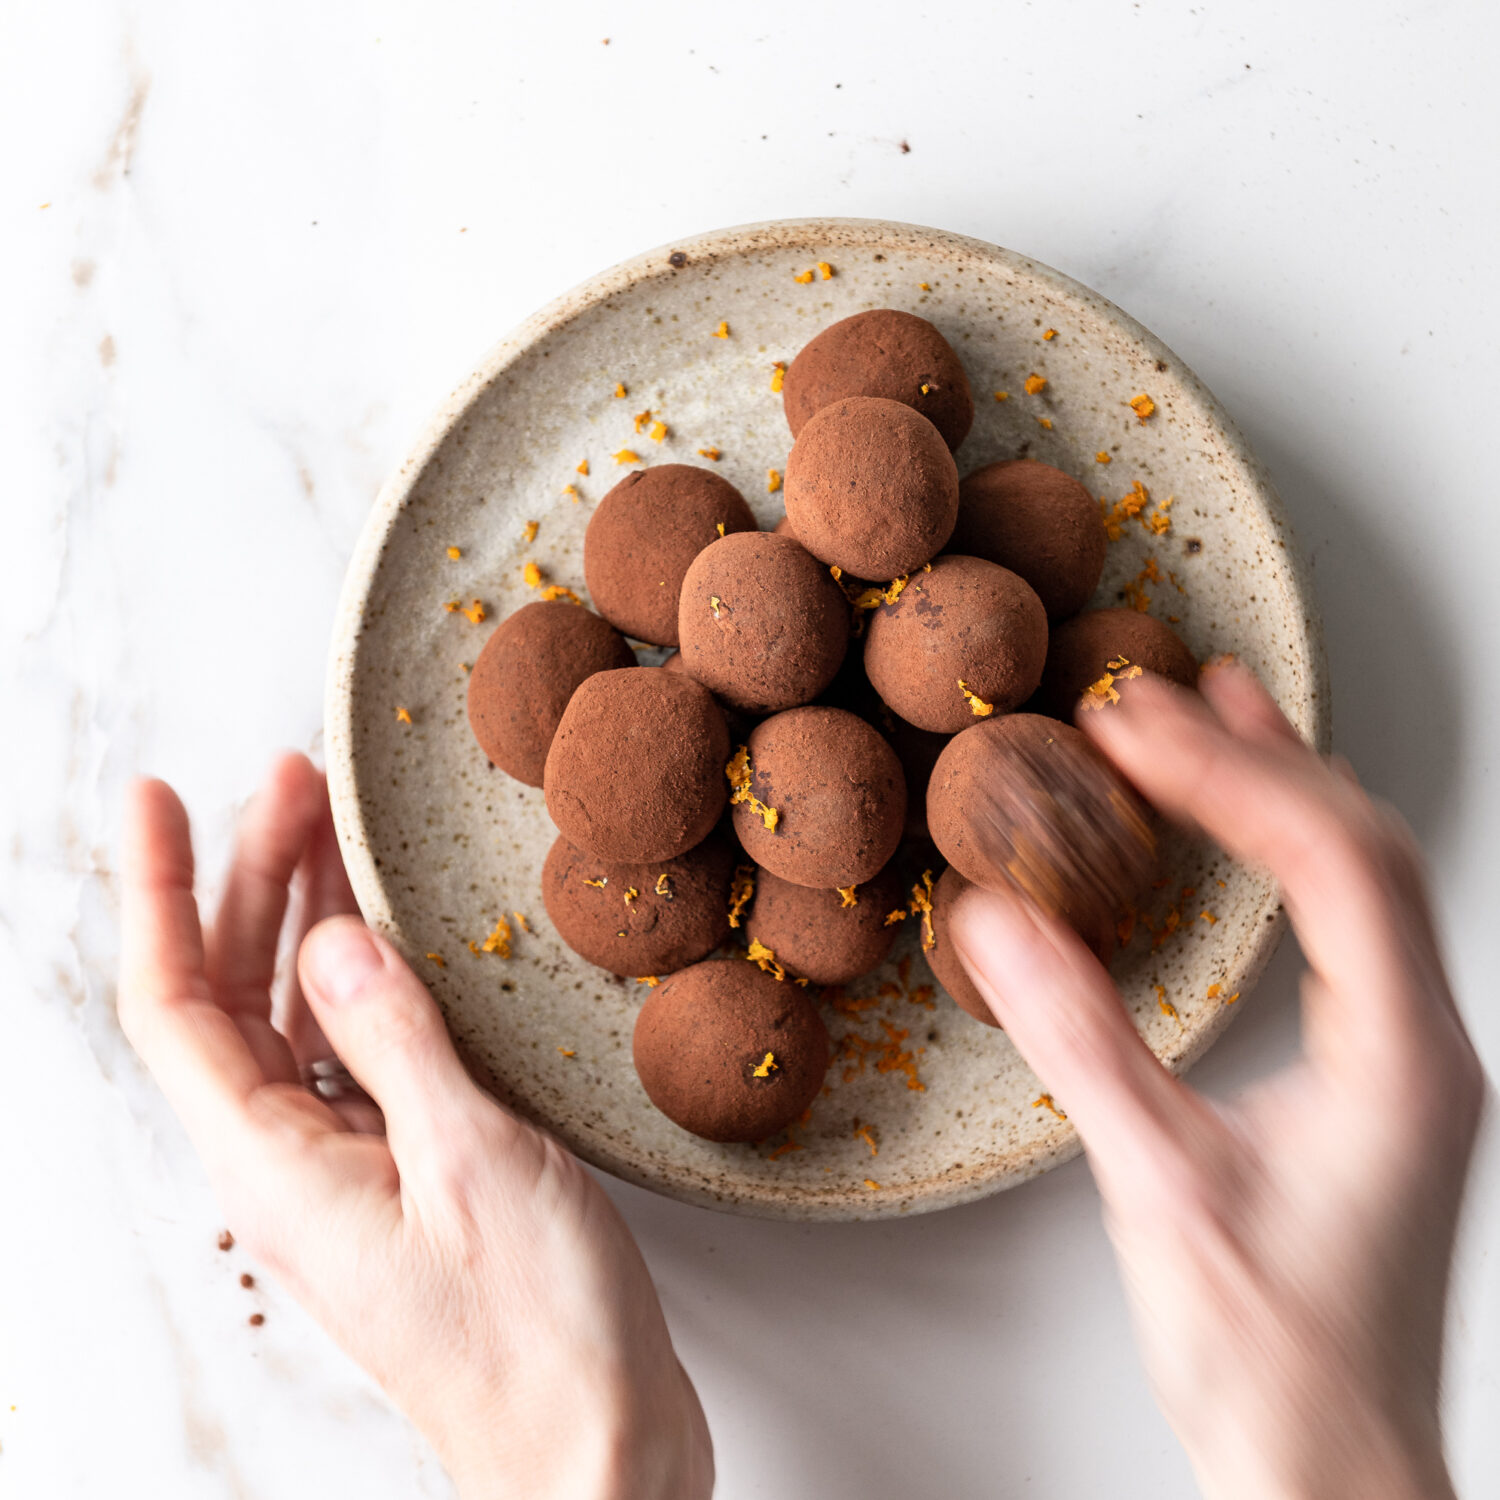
{"left": 950, "top": 662, "right": 1484, "bottom": 1500}
{"left": 118, "top": 753, "right": 712, "bottom": 1500}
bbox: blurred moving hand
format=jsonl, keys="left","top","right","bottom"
{"left": 951, "top": 661, "right": 1484, "bottom": 1500}
{"left": 119, "top": 755, "right": 712, "bottom": 1500}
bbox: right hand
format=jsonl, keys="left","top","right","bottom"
{"left": 951, "top": 662, "right": 1484, "bottom": 1500}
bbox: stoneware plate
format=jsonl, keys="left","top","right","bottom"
{"left": 326, "top": 218, "right": 1328, "bottom": 1221}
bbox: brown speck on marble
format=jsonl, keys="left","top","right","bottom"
{"left": 248, "top": 1313, "right": 265, "bottom": 1327}
{"left": 217, "top": 1231, "right": 234, "bottom": 1251}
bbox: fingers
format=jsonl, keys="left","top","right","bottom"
{"left": 948, "top": 885, "right": 1211, "bottom": 1183}
{"left": 207, "top": 753, "right": 327, "bottom": 1018}
{"left": 297, "top": 917, "right": 490, "bottom": 1176}
{"left": 1084, "top": 665, "right": 1451, "bottom": 1084}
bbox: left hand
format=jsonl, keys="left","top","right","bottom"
{"left": 118, "top": 752, "right": 713, "bottom": 1500}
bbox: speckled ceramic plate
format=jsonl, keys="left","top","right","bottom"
{"left": 326, "top": 218, "right": 1328, "bottom": 1220}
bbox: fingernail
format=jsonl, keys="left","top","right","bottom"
{"left": 303, "top": 920, "right": 385, "bottom": 1004}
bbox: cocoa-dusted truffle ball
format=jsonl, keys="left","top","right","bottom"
{"left": 731, "top": 707, "right": 905, "bottom": 888}
{"left": 632, "top": 959, "right": 830, "bottom": 1142}
{"left": 541, "top": 833, "right": 736, "bottom": 977}
{"left": 952, "top": 459, "right": 1107, "bottom": 619}
{"left": 927, "top": 714, "right": 1155, "bottom": 939}
{"left": 677, "top": 531, "right": 849, "bottom": 713}
{"left": 584, "top": 464, "right": 757, "bottom": 647}
{"left": 784, "top": 397, "right": 959, "bottom": 579}
{"left": 1037, "top": 608, "right": 1198, "bottom": 720}
{"left": 467, "top": 600, "right": 635, "bottom": 786}
{"left": 886, "top": 718, "right": 949, "bottom": 841}
{"left": 863, "top": 554, "right": 1048, "bottom": 733}
{"left": 544, "top": 667, "right": 728, "bottom": 862}
{"left": 745, "top": 862, "right": 905, "bottom": 985}
{"left": 924, "top": 865, "right": 993, "bottom": 1026}
{"left": 783, "top": 310, "right": 974, "bottom": 451}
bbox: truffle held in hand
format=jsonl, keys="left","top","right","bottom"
{"left": 540, "top": 833, "right": 736, "bottom": 977}
{"left": 677, "top": 531, "right": 849, "bottom": 713}
{"left": 952, "top": 459, "right": 1108, "bottom": 620}
{"left": 466, "top": 600, "right": 635, "bottom": 786}
{"left": 784, "top": 396, "right": 959, "bottom": 579}
{"left": 632, "top": 959, "right": 831, "bottom": 1142}
{"left": 1037, "top": 607, "right": 1198, "bottom": 720}
{"left": 544, "top": 666, "right": 729, "bottom": 863}
{"left": 782, "top": 309, "right": 975, "bottom": 451}
{"left": 745, "top": 862, "right": 905, "bottom": 986}
{"left": 730, "top": 706, "right": 906, "bottom": 889}
{"left": 584, "top": 463, "right": 757, "bottom": 647}
{"left": 863, "top": 554, "right": 1048, "bottom": 733}
{"left": 926, "top": 714, "right": 1155, "bottom": 940}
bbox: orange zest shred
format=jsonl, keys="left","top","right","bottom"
{"left": 459, "top": 599, "right": 486, "bottom": 624}
{"left": 769, "top": 361, "right": 787, "bottom": 393}
{"left": 523, "top": 560, "right": 542, "bottom": 588}
{"left": 957, "top": 679, "right": 995, "bottom": 717}
{"left": 636, "top": 975, "right": 660, "bottom": 987}
{"left": 613, "top": 382, "right": 627, "bottom": 398}
{"left": 1145, "top": 494, "right": 1174, "bottom": 535}
{"left": 557, "top": 1047, "right": 576, "bottom": 1057}
{"left": 752, "top": 1051, "right": 778, "bottom": 1078}
{"left": 576, "top": 458, "right": 589, "bottom": 475}
{"left": 523, "top": 520, "right": 539, "bottom": 543}
{"left": 655, "top": 873, "right": 672, "bottom": 898}
{"left": 918, "top": 281, "right": 931, "bottom": 291}
{"left": 562, "top": 483, "right": 580, "bottom": 503}
{"left": 908, "top": 983, "right": 935, "bottom": 1009}
{"left": 1043, "top": 328, "right": 1057, "bottom": 341}
{"left": 727, "top": 864, "right": 755, "bottom": 928}
{"left": 1095, "top": 451, "right": 1112, "bottom": 464}
{"left": 876, "top": 1020, "right": 925, "bottom": 1091}
{"left": 1101, "top": 480, "right": 1151, "bottom": 541}
{"left": 623, "top": 886, "right": 639, "bottom": 906}
{"left": 446, "top": 545, "right": 462, "bottom": 559}
{"left": 711, "top": 320, "right": 730, "bottom": 338}
{"left": 920, "top": 382, "right": 932, "bottom": 395}
{"left": 1199, "top": 910, "right": 1218, "bottom": 925}
{"left": 793, "top": 268, "right": 815, "bottom": 284}
{"left": 395, "top": 706, "right": 412, "bottom": 724}
{"left": 480, "top": 916, "right": 513, "bottom": 957}
{"left": 837, "top": 886, "right": 858, "bottom": 909}
{"left": 1024, "top": 373, "right": 1047, "bottom": 395}
{"left": 767, "top": 468, "right": 782, "bottom": 493}
{"left": 767, "top": 1137, "right": 803, "bottom": 1160}
{"left": 426, "top": 952, "right": 445, "bottom": 966}
{"left": 540, "top": 584, "right": 582, "bottom": 604}
{"left": 513, "top": 911, "right": 530, "bottom": 933}
{"left": 864, "top": 1178, "right": 882, "bottom": 1190}
{"left": 994, "top": 390, "right": 1009, "bottom": 402}
{"left": 1153, "top": 906, "right": 1183, "bottom": 949}
{"left": 909, "top": 870, "right": 936, "bottom": 952}
{"left": 1037, "top": 417, "right": 1053, "bottom": 430}
{"left": 1079, "top": 662, "right": 1143, "bottom": 711}
{"left": 582, "top": 876, "right": 607, "bottom": 888}
{"left": 612, "top": 448, "right": 640, "bottom": 465}
{"left": 716, "top": 522, "right": 726, "bottom": 537}
{"left": 649, "top": 419, "right": 668, "bottom": 443}
{"left": 1032, "top": 1093, "right": 1068, "bottom": 1121}
{"left": 884, "top": 908, "right": 907, "bottom": 926}
{"left": 1129, "top": 393, "right": 1156, "bottom": 422}
{"left": 1155, "top": 984, "right": 1180, "bottom": 1020}
{"left": 854, "top": 1124, "right": 878, "bottom": 1156}
{"left": 697, "top": 446, "right": 721, "bottom": 461}
{"left": 725, "top": 745, "right": 779, "bottom": 831}
{"left": 851, "top": 574, "right": 909, "bottom": 611}
{"left": 632, "top": 408, "right": 651, "bottom": 434}
{"left": 746, "top": 938, "right": 786, "bottom": 981}
{"left": 818, "top": 261, "right": 834, "bottom": 280}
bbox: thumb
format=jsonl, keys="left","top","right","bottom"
{"left": 948, "top": 885, "right": 1195, "bottom": 1176}
{"left": 298, "top": 917, "right": 486, "bottom": 1173}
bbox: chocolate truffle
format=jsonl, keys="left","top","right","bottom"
{"left": 886, "top": 718, "right": 949, "bottom": 841}
{"left": 772, "top": 513, "right": 797, "bottom": 537}
{"left": 584, "top": 464, "right": 757, "bottom": 647}
{"left": 784, "top": 397, "right": 959, "bottom": 579}
{"left": 731, "top": 707, "right": 905, "bottom": 888}
{"left": 926, "top": 714, "right": 1155, "bottom": 939}
{"left": 782, "top": 309, "right": 974, "bottom": 451}
{"left": 632, "top": 959, "right": 831, "bottom": 1142}
{"left": 541, "top": 832, "right": 735, "bottom": 977}
{"left": 677, "top": 531, "right": 849, "bottom": 713}
{"left": 863, "top": 554, "right": 1048, "bottom": 733}
{"left": 952, "top": 459, "right": 1108, "bottom": 619}
{"left": 1037, "top": 608, "right": 1198, "bottom": 720}
{"left": 466, "top": 600, "right": 635, "bottom": 786}
{"left": 544, "top": 666, "right": 729, "bottom": 862}
{"left": 745, "top": 862, "right": 905, "bottom": 985}
{"left": 924, "top": 865, "right": 993, "bottom": 1026}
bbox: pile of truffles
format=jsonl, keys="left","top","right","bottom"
{"left": 465, "top": 307, "right": 1197, "bottom": 1144}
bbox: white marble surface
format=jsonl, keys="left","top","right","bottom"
{"left": 3, "top": 2, "right": 1497, "bottom": 1495}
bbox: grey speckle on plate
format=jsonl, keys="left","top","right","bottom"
{"left": 325, "top": 218, "right": 1329, "bottom": 1221}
